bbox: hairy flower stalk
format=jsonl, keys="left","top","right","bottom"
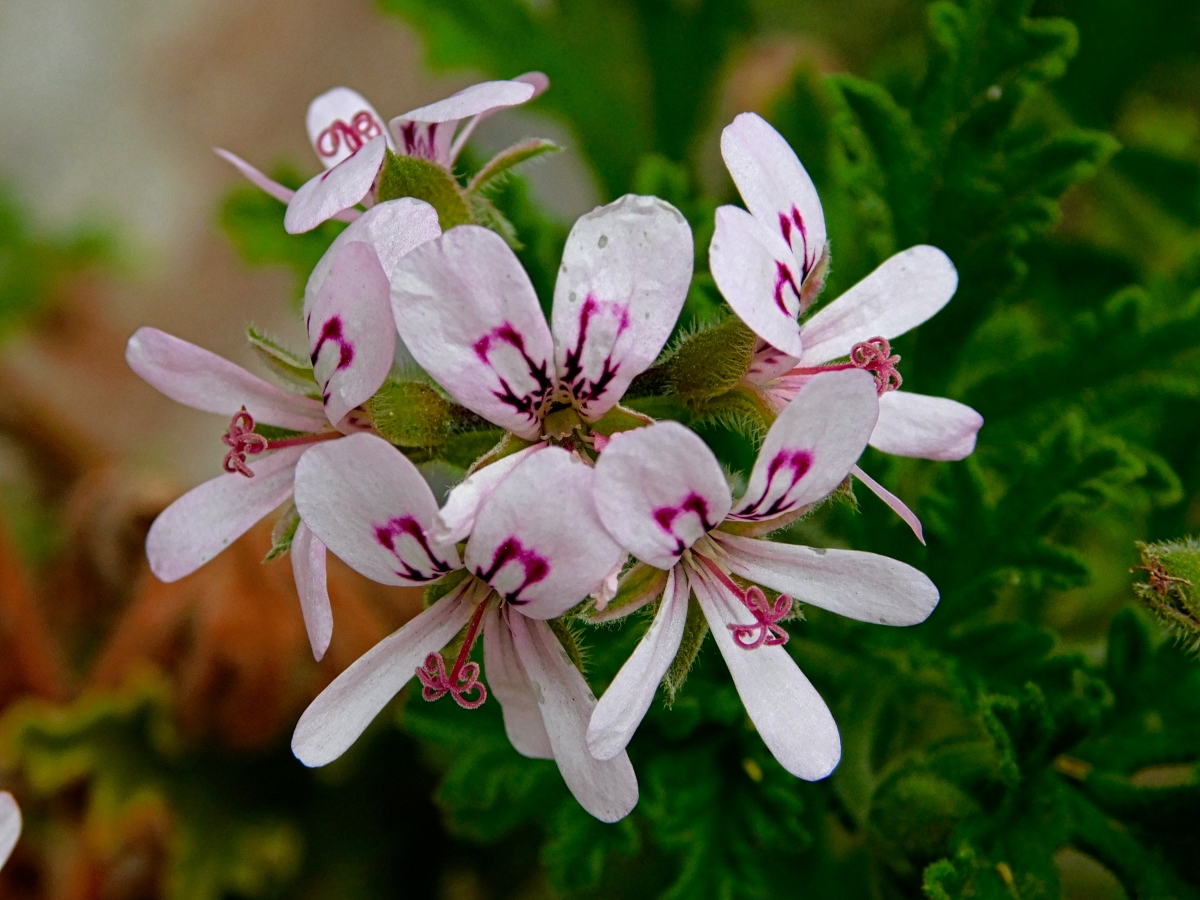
{"left": 709, "top": 112, "right": 984, "bottom": 540}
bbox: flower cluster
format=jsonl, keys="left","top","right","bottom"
{"left": 127, "top": 78, "right": 982, "bottom": 822}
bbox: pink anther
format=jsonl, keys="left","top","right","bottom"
{"left": 415, "top": 601, "right": 489, "bottom": 710}
{"left": 315, "top": 111, "right": 384, "bottom": 159}
{"left": 850, "top": 336, "right": 902, "bottom": 395}
{"left": 222, "top": 408, "right": 268, "bottom": 477}
{"left": 728, "top": 585, "right": 793, "bottom": 649}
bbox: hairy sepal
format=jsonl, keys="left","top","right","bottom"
{"left": 467, "top": 432, "right": 537, "bottom": 476}
{"left": 377, "top": 150, "right": 472, "bottom": 230}
{"left": 367, "top": 378, "right": 484, "bottom": 451}
{"left": 585, "top": 563, "right": 668, "bottom": 624}
{"left": 1133, "top": 537, "right": 1200, "bottom": 653}
{"left": 549, "top": 616, "right": 588, "bottom": 676}
{"left": 662, "top": 592, "right": 708, "bottom": 705}
{"left": 263, "top": 502, "right": 301, "bottom": 562}
{"left": 689, "top": 385, "right": 776, "bottom": 446}
{"left": 247, "top": 325, "right": 317, "bottom": 390}
{"left": 634, "top": 317, "right": 757, "bottom": 404}
{"left": 422, "top": 568, "right": 472, "bottom": 609}
{"left": 468, "top": 139, "right": 560, "bottom": 194}
{"left": 590, "top": 404, "right": 655, "bottom": 437}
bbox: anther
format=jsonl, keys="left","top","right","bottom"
{"left": 222, "top": 408, "right": 268, "bottom": 477}
{"left": 1131, "top": 557, "right": 1192, "bottom": 597}
{"left": 850, "top": 337, "right": 902, "bottom": 395}
{"left": 699, "top": 556, "right": 792, "bottom": 650}
{"left": 415, "top": 601, "right": 489, "bottom": 709}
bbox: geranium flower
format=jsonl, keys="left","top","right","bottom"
{"left": 0, "top": 792, "right": 18, "bottom": 871}
{"left": 587, "top": 370, "right": 939, "bottom": 778}
{"left": 125, "top": 199, "right": 437, "bottom": 660}
{"left": 708, "top": 112, "right": 983, "bottom": 538}
{"left": 390, "top": 193, "right": 693, "bottom": 541}
{"left": 215, "top": 74, "right": 548, "bottom": 235}
{"left": 290, "top": 433, "right": 637, "bottom": 822}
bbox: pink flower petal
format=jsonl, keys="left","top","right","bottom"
{"left": 593, "top": 422, "right": 732, "bottom": 570}
{"left": 285, "top": 135, "right": 386, "bottom": 234}
{"left": 721, "top": 112, "right": 826, "bottom": 281}
{"left": 872, "top": 391, "right": 983, "bottom": 461}
{"left": 292, "top": 520, "right": 333, "bottom": 661}
{"left": 709, "top": 205, "right": 805, "bottom": 358}
{"left": 690, "top": 564, "right": 840, "bottom": 780}
{"left": 551, "top": 195, "right": 694, "bottom": 420}
{"left": 213, "top": 148, "right": 295, "bottom": 204}
{"left": 744, "top": 338, "right": 799, "bottom": 385}
{"left": 146, "top": 446, "right": 304, "bottom": 583}
{"left": 303, "top": 197, "right": 442, "bottom": 319}
{"left": 391, "top": 80, "right": 537, "bottom": 167}
{"left": 306, "top": 241, "right": 396, "bottom": 427}
{"left": 465, "top": 447, "right": 626, "bottom": 620}
{"left": 306, "top": 87, "right": 392, "bottom": 169}
{"left": 713, "top": 530, "right": 939, "bottom": 625}
{"left": 293, "top": 433, "right": 462, "bottom": 586}
{"left": 391, "top": 226, "right": 555, "bottom": 440}
{"left": 482, "top": 605, "right": 553, "bottom": 759}
{"left": 510, "top": 614, "right": 639, "bottom": 822}
{"left": 850, "top": 465, "right": 925, "bottom": 544}
{"left": 798, "top": 245, "right": 958, "bottom": 367}
{"left": 0, "top": 792, "right": 20, "bottom": 871}
{"left": 126, "top": 328, "right": 328, "bottom": 433}
{"left": 292, "top": 584, "right": 476, "bottom": 767}
{"left": 587, "top": 565, "right": 689, "bottom": 760}
{"left": 732, "top": 369, "right": 878, "bottom": 521}
{"left": 432, "top": 444, "right": 545, "bottom": 545}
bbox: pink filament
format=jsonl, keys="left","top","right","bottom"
{"left": 783, "top": 335, "right": 903, "bottom": 396}
{"left": 416, "top": 601, "right": 489, "bottom": 709}
{"left": 698, "top": 555, "right": 792, "bottom": 650}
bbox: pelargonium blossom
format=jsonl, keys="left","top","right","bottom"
{"left": 289, "top": 433, "right": 637, "bottom": 822}
{"left": 709, "top": 112, "right": 983, "bottom": 539}
{"left": 125, "top": 199, "right": 439, "bottom": 660}
{"left": 587, "top": 369, "right": 939, "bottom": 779}
{"left": 0, "top": 793, "right": 18, "bottom": 871}
{"left": 390, "top": 193, "right": 693, "bottom": 542}
{"left": 216, "top": 74, "right": 548, "bottom": 235}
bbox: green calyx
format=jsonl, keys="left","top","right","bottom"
{"left": 377, "top": 150, "right": 472, "bottom": 230}
{"left": 368, "top": 379, "right": 498, "bottom": 467}
{"left": 630, "top": 316, "right": 758, "bottom": 406}
{"left": 1133, "top": 538, "right": 1200, "bottom": 651}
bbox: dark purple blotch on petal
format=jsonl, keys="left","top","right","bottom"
{"left": 475, "top": 537, "right": 550, "bottom": 605}
{"left": 652, "top": 492, "right": 717, "bottom": 557}
{"left": 559, "top": 294, "right": 629, "bottom": 407}
{"left": 738, "top": 449, "right": 813, "bottom": 518}
{"left": 472, "top": 322, "right": 554, "bottom": 424}
{"left": 375, "top": 516, "right": 454, "bottom": 582}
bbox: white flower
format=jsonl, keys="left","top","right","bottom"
{"left": 290, "top": 434, "right": 638, "bottom": 823}
{"left": 587, "top": 370, "right": 939, "bottom": 779}
{"left": 0, "top": 793, "right": 19, "bottom": 871}
{"left": 709, "top": 112, "right": 984, "bottom": 539}
{"left": 215, "top": 74, "right": 548, "bottom": 234}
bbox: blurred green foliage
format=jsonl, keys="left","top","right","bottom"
{"left": 9, "top": 0, "right": 1200, "bottom": 897}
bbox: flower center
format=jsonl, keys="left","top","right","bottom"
{"left": 416, "top": 598, "right": 489, "bottom": 709}
{"left": 221, "top": 408, "right": 341, "bottom": 478}
{"left": 696, "top": 555, "right": 792, "bottom": 650}
{"left": 784, "top": 336, "right": 903, "bottom": 396}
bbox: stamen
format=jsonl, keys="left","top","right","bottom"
{"left": 415, "top": 600, "right": 489, "bottom": 709}
{"left": 221, "top": 408, "right": 341, "bottom": 478}
{"left": 1131, "top": 558, "right": 1192, "bottom": 598}
{"left": 698, "top": 555, "right": 792, "bottom": 650}
{"left": 781, "top": 335, "right": 903, "bottom": 396}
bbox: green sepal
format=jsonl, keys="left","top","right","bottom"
{"left": 689, "top": 385, "right": 776, "bottom": 445}
{"left": 589, "top": 403, "right": 654, "bottom": 437}
{"left": 468, "top": 432, "right": 536, "bottom": 475}
{"left": 549, "top": 617, "right": 588, "bottom": 676}
{"left": 466, "top": 192, "right": 522, "bottom": 249}
{"left": 263, "top": 503, "right": 301, "bottom": 563}
{"left": 1133, "top": 537, "right": 1200, "bottom": 651}
{"left": 246, "top": 324, "right": 316, "bottom": 389}
{"left": 254, "top": 424, "right": 306, "bottom": 442}
{"left": 583, "top": 562, "right": 667, "bottom": 623}
{"left": 376, "top": 149, "right": 472, "bottom": 230}
{"left": 662, "top": 591, "right": 708, "bottom": 704}
{"left": 368, "top": 378, "right": 490, "bottom": 452}
{"left": 631, "top": 316, "right": 757, "bottom": 404}
{"left": 468, "top": 139, "right": 561, "bottom": 194}
{"left": 423, "top": 568, "right": 471, "bottom": 609}
{"left": 441, "top": 428, "right": 505, "bottom": 470}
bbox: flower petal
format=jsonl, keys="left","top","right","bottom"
{"left": 306, "top": 86, "right": 391, "bottom": 169}
{"left": 709, "top": 205, "right": 805, "bottom": 358}
{"left": 798, "top": 245, "right": 958, "bottom": 366}
{"left": 292, "top": 585, "right": 475, "bottom": 767}
{"left": 392, "top": 80, "right": 537, "bottom": 167}
{"left": 465, "top": 447, "right": 625, "bottom": 620}
{"left": 146, "top": 446, "right": 304, "bottom": 583}
{"left": 690, "top": 564, "right": 840, "bottom": 780}
{"left": 392, "top": 226, "right": 555, "bottom": 440}
{"left": 213, "top": 148, "right": 294, "bottom": 204}
{"left": 294, "top": 433, "right": 461, "bottom": 586}
{"left": 126, "top": 328, "right": 328, "bottom": 432}
{"left": 850, "top": 465, "right": 925, "bottom": 544}
{"left": 721, "top": 112, "right": 826, "bottom": 280}
{"left": 593, "top": 422, "right": 733, "bottom": 570}
{"left": 285, "top": 135, "right": 386, "bottom": 234}
{"left": 432, "top": 444, "right": 545, "bottom": 545}
{"left": 587, "top": 565, "right": 689, "bottom": 760}
{"left": 0, "top": 792, "right": 20, "bottom": 871}
{"left": 306, "top": 241, "right": 396, "bottom": 427}
{"left": 733, "top": 369, "right": 878, "bottom": 520}
{"left": 303, "top": 197, "right": 442, "bottom": 318}
{"left": 714, "top": 531, "right": 939, "bottom": 625}
{"left": 871, "top": 391, "right": 983, "bottom": 461}
{"left": 551, "top": 195, "right": 693, "bottom": 420}
{"left": 483, "top": 604, "right": 553, "bottom": 759}
{"left": 292, "top": 521, "right": 333, "bottom": 661}
{"left": 744, "top": 338, "right": 799, "bottom": 385}
{"left": 510, "top": 614, "right": 639, "bottom": 822}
